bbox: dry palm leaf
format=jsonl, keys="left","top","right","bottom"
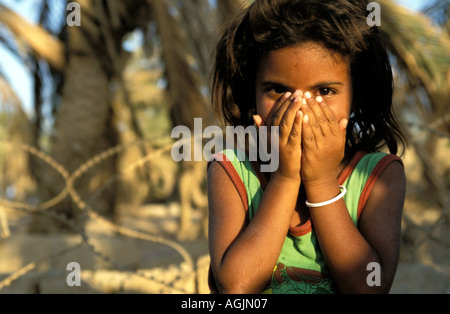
{"left": 0, "top": 72, "right": 35, "bottom": 200}
{"left": 0, "top": 3, "right": 64, "bottom": 70}
{"left": 380, "top": 0, "right": 450, "bottom": 114}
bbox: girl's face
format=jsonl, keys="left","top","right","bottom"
{"left": 255, "top": 41, "right": 352, "bottom": 125}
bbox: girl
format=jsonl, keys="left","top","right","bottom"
{"left": 207, "top": 0, "right": 407, "bottom": 294}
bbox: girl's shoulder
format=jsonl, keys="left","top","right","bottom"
{"left": 207, "top": 148, "right": 254, "bottom": 181}
{"left": 207, "top": 148, "right": 261, "bottom": 214}
{"left": 352, "top": 151, "right": 404, "bottom": 182}
{"left": 208, "top": 148, "right": 249, "bottom": 163}
{"left": 339, "top": 151, "right": 403, "bottom": 186}
{"left": 342, "top": 151, "right": 404, "bottom": 223}
{"left": 359, "top": 151, "right": 403, "bottom": 167}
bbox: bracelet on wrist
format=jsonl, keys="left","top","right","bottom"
{"left": 305, "top": 185, "right": 347, "bottom": 208}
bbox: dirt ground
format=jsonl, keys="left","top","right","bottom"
{"left": 390, "top": 139, "right": 450, "bottom": 293}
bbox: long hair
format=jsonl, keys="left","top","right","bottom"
{"left": 211, "top": 0, "right": 406, "bottom": 155}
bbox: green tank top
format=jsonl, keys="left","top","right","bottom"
{"left": 211, "top": 148, "right": 401, "bottom": 294}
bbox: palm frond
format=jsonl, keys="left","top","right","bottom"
{"left": 0, "top": 71, "right": 35, "bottom": 200}
{"left": 0, "top": 3, "right": 64, "bottom": 69}
{"left": 151, "top": 0, "right": 212, "bottom": 128}
{"left": 380, "top": 0, "right": 450, "bottom": 116}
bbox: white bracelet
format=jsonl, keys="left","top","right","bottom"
{"left": 305, "top": 185, "right": 347, "bottom": 208}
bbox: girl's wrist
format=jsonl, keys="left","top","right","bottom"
{"left": 302, "top": 173, "right": 339, "bottom": 188}
{"left": 303, "top": 180, "right": 341, "bottom": 205}
{"left": 270, "top": 172, "right": 301, "bottom": 187}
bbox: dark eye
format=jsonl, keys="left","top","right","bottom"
{"left": 266, "top": 84, "right": 288, "bottom": 95}
{"left": 318, "top": 87, "right": 335, "bottom": 96}
{"left": 269, "top": 87, "right": 284, "bottom": 95}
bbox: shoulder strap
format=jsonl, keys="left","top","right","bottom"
{"left": 342, "top": 152, "right": 403, "bottom": 224}
{"left": 208, "top": 149, "right": 265, "bottom": 213}
{"left": 207, "top": 149, "right": 249, "bottom": 211}
{"left": 357, "top": 154, "right": 403, "bottom": 220}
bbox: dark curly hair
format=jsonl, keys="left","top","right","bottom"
{"left": 211, "top": 0, "right": 406, "bottom": 156}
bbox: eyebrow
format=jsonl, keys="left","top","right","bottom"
{"left": 260, "top": 80, "right": 344, "bottom": 90}
{"left": 311, "top": 81, "right": 344, "bottom": 88}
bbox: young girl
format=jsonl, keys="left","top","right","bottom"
{"left": 207, "top": 0, "right": 407, "bottom": 294}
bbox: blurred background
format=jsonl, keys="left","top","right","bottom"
{"left": 0, "top": 0, "right": 448, "bottom": 294}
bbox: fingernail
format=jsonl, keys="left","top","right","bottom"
{"left": 316, "top": 96, "right": 323, "bottom": 103}
{"left": 304, "top": 91, "right": 312, "bottom": 99}
{"left": 304, "top": 115, "right": 309, "bottom": 123}
{"left": 302, "top": 98, "right": 307, "bottom": 106}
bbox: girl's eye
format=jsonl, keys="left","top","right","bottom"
{"left": 267, "top": 85, "right": 288, "bottom": 95}
{"left": 318, "top": 87, "right": 335, "bottom": 96}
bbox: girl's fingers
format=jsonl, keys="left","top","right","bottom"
{"left": 315, "top": 96, "right": 341, "bottom": 135}
{"left": 302, "top": 112, "right": 316, "bottom": 148}
{"left": 281, "top": 90, "right": 302, "bottom": 141}
{"left": 303, "top": 92, "right": 331, "bottom": 137}
{"left": 339, "top": 118, "right": 349, "bottom": 136}
{"left": 267, "top": 92, "right": 292, "bottom": 128}
{"left": 300, "top": 94, "right": 315, "bottom": 148}
{"left": 253, "top": 114, "right": 265, "bottom": 128}
{"left": 287, "top": 109, "right": 303, "bottom": 146}
{"left": 268, "top": 90, "right": 302, "bottom": 144}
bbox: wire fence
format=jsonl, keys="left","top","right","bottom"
{"left": 0, "top": 135, "right": 209, "bottom": 294}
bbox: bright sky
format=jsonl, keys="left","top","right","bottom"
{"left": 0, "top": 0, "right": 40, "bottom": 116}
{"left": 0, "top": 0, "right": 428, "bottom": 118}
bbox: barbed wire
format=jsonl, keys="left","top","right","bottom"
{"left": 0, "top": 133, "right": 203, "bottom": 294}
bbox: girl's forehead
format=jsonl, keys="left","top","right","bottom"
{"left": 256, "top": 42, "right": 350, "bottom": 84}
{"left": 262, "top": 42, "right": 348, "bottom": 68}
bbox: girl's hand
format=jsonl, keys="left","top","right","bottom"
{"left": 253, "top": 90, "right": 303, "bottom": 182}
{"left": 300, "top": 92, "right": 348, "bottom": 186}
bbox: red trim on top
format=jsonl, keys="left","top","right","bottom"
{"left": 356, "top": 154, "right": 404, "bottom": 221}
{"left": 208, "top": 153, "right": 249, "bottom": 211}
{"left": 338, "top": 151, "right": 366, "bottom": 185}
{"left": 288, "top": 218, "right": 312, "bottom": 237}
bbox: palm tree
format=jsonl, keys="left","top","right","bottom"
{"left": 0, "top": 2, "right": 65, "bottom": 235}
{"left": 0, "top": 0, "right": 244, "bottom": 234}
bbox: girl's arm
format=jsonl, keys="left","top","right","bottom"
{"left": 208, "top": 162, "right": 300, "bottom": 293}
{"left": 304, "top": 162, "right": 405, "bottom": 293}
{"left": 208, "top": 91, "right": 303, "bottom": 294}
{"left": 301, "top": 94, "right": 406, "bottom": 293}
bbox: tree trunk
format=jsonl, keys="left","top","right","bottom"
{"left": 32, "top": 8, "right": 118, "bottom": 232}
